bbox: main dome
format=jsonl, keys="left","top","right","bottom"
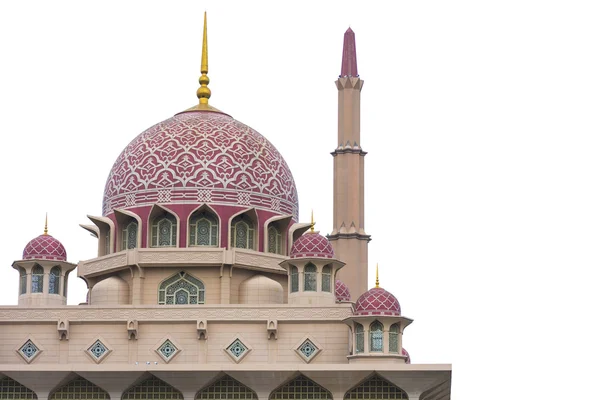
{"left": 103, "top": 111, "right": 298, "bottom": 219}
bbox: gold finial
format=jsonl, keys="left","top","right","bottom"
{"left": 375, "top": 263, "right": 379, "bottom": 288}
{"left": 310, "top": 209, "right": 315, "bottom": 232}
{"left": 43, "top": 213, "right": 48, "bottom": 235}
{"left": 196, "top": 12, "right": 211, "bottom": 105}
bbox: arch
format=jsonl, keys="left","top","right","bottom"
{"left": 150, "top": 212, "right": 177, "bottom": 247}
{"left": 355, "top": 323, "right": 364, "bottom": 354}
{"left": 49, "top": 266, "right": 61, "bottom": 294}
{"left": 322, "top": 265, "right": 332, "bottom": 292}
{"left": 122, "top": 221, "right": 138, "bottom": 250}
{"left": 87, "top": 215, "right": 114, "bottom": 256}
{"left": 389, "top": 323, "right": 400, "bottom": 353}
{"left": 31, "top": 265, "right": 43, "bottom": 293}
{"left": 122, "top": 376, "right": 182, "bottom": 400}
{"left": 196, "top": 375, "right": 257, "bottom": 400}
{"left": 50, "top": 377, "right": 110, "bottom": 400}
{"left": 228, "top": 209, "right": 258, "bottom": 250}
{"left": 189, "top": 206, "right": 219, "bottom": 247}
{"left": 304, "top": 263, "right": 317, "bottom": 291}
{"left": 270, "top": 375, "right": 332, "bottom": 400}
{"left": 267, "top": 225, "right": 283, "bottom": 254}
{"left": 114, "top": 208, "right": 142, "bottom": 250}
{"left": 290, "top": 266, "right": 299, "bottom": 293}
{"left": 0, "top": 376, "right": 37, "bottom": 399}
{"left": 18, "top": 267, "right": 27, "bottom": 295}
{"left": 369, "top": 321, "right": 384, "bottom": 352}
{"left": 344, "top": 374, "right": 408, "bottom": 400}
{"left": 158, "top": 271, "right": 205, "bottom": 305}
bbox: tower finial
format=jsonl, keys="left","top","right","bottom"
{"left": 340, "top": 27, "right": 358, "bottom": 77}
{"left": 43, "top": 213, "right": 48, "bottom": 235}
{"left": 375, "top": 263, "right": 379, "bottom": 288}
{"left": 310, "top": 209, "right": 315, "bottom": 232}
{"left": 196, "top": 11, "right": 211, "bottom": 105}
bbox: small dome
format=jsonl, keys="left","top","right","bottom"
{"left": 22, "top": 234, "right": 67, "bottom": 261}
{"left": 290, "top": 232, "right": 334, "bottom": 259}
{"left": 90, "top": 276, "right": 130, "bottom": 305}
{"left": 239, "top": 275, "right": 283, "bottom": 304}
{"left": 354, "top": 287, "right": 401, "bottom": 316}
{"left": 402, "top": 348, "right": 411, "bottom": 364}
{"left": 335, "top": 280, "right": 351, "bottom": 302}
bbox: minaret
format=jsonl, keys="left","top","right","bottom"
{"left": 329, "top": 28, "right": 370, "bottom": 301}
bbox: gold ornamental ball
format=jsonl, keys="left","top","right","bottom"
{"left": 197, "top": 86, "right": 211, "bottom": 99}
{"left": 199, "top": 75, "right": 210, "bottom": 85}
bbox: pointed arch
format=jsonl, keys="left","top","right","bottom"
{"left": 389, "top": 323, "right": 400, "bottom": 353}
{"left": 322, "top": 264, "right": 332, "bottom": 292}
{"left": 303, "top": 263, "right": 317, "bottom": 291}
{"left": 290, "top": 266, "right": 299, "bottom": 293}
{"left": 50, "top": 377, "right": 110, "bottom": 400}
{"left": 369, "top": 320, "right": 384, "bottom": 352}
{"left": 355, "top": 323, "right": 364, "bottom": 354}
{"left": 270, "top": 375, "right": 332, "bottom": 400}
{"left": 228, "top": 208, "right": 258, "bottom": 250}
{"left": 31, "top": 265, "right": 43, "bottom": 293}
{"left": 344, "top": 374, "right": 408, "bottom": 400}
{"left": 196, "top": 375, "right": 257, "bottom": 400}
{"left": 114, "top": 209, "right": 142, "bottom": 250}
{"left": 158, "top": 271, "right": 205, "bottom": 305}
{"left": 188, "top": 204, "right": 220, "bottom": 247}
{"left": 148, "top": 205, "right": 180, "bottom": 248}
{"left": 18, "top": 267, "right": 27, "bottom": 295}
{"left": 122, "top": 376, "right": 182, "bottom": 400}
{"left": 0, "top": 376, "right": 37, "bottom": 399}
{"left": 49, "top": 266, "right": 61, "bottom": 294}
{"left": 263, "top": 214, "right": 291, "bottom": 254}
{"left": 88, "top": 215, "right": 115, "bottom": 256}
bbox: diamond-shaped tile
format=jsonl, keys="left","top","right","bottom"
{"left": 154, "top": 335, "right": 182, "bottom": 363}
{"left": 84, "top": 336, "right": 113, "bottom": 364}
{"left": 294, "top": 335, "right": 322, "bottom": 363}
{"left": 15, "top": 336, "right": 44, "bottom": 363}
{"left": 159, "top": 340, "right": 178, "bottom": 359}
{"left": 224, "top": 336, "right": 252, "bottom": 364}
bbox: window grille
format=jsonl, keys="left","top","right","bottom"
{"left": 290, "top": 266, "right": 299, "bottom": 293}
{"left": 304, "top": 264, "right": 317, "bottom": 291}
{"left": 19, "top": 267, "right": 27, "bottom": 295}
{"left": 189, "top": 211, "right": 218, "bottom": 246}
{"left": 122, "top": 221, "right": 138, "bottom": 250}
{"left": 196, "top": 375, "right": 257, "bottom": 400}
{"left": 158, "top": 271, "right": 205, "bottom": 305}
{"left": 49, "top": 266, "right": 61, "bottom": 295}
{"left": 230, "top": 215, "right": 255, "bottom": 249}
{"left": 355, "top": 324, "right": 364, "bottom": 354}
{"left": 270, "top": 375, "right": 332, "bottom": 400}
{"left": 344, "top": 375, "right": 408, "bottom": 400}
{"left": 31, "top": 265, "right": 43, "bottom": 293}
{"left": 122, "top": 377, "right": 182, "bottom": 400}
{"left": 267, "top": 225, "right": 282, "bottom": 254}
{"left": 151, "top": 213, "right": 177, "bottom": 247}
{"left": 369, "top": 321, "right": 383, "bottom": 352}
{"left": 322, "top": 265, "right": 331, "bottom": 292}
{"left": 389, "top": 324, "right": 399, "bottom": 353}
{"left": 0, "top": 377, "right": 38, "bottom": 399}
{"left": 51, "top": 377, "right": 110, "bottom": 400}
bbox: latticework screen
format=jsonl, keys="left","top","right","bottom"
{"left": 270, "top": 375, "right": 332, "bottom": 400}
{"left": 122, "top": 377, "right": 182, "bottom": 400}
{"left": 196, "top": 376, "right": 257, "bottom": 400}
{"left": 344, "top": 375, "right": 408, "bottom": 400}
{"left": 0, "top": 377, "right": 38, "bottom": 400}
{"left": 50, "top": 377, "right": 109, "bottom": 400}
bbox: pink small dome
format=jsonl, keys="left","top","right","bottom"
{"left": 335, "top": 280, "right": 351, "bottom": 302}
{"left": 354, "top": 287, "right": 401, "bottom": 316}
{"left": 23, "top": 234, "right": 67, "bottom": 261}
{"left": 290, "top": 232, "right": 334, "bottom": 259}
{"left": 402, "top": 348, "right": 411, "bottom": 364}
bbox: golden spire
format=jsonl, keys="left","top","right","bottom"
{"left": 196, "top": 12, "right": 211, "bottom": 105}
{"left": 43, "top": 213, "right": 48, "bottom": 235}
{"left": 375, "top": 263, "right": 379, "bottom": 288}
{"left": 310, "top": 209, "right": 315, "bottom": 232}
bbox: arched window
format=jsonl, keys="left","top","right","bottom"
{"left": 322, "top": 265, "right": 332, "bottom": 292}
{"left": 304, "top": 263, "right": 317, "bottom": 291}
{"left": 267, "top": 225, "right": 282, "bottom": 254}
{"left": 389, "top": 323, "right": 400, "bottom": 353}
{"left": 122, "top": 221, "right": 138, "bottom": 250}
{"left": 369, "top": 321, "right": 384, "bottom": 352}
{"left": 104, "top": 230, "right": 111, "bottom": 255}
{"left": 158, "top": 271, "right": 205, "bottom": 305}
{"left": 19, "top": 267, "right": 27, "bottom": 295}
{"left": 290, "top": 266, "right": 299, "bottom": 293}
{"left": 270, "top": 375, "right": 332, "bottom": 400}
{"left": 31, "top": 265, "right": 43, "bottom": 293}
{"left": 344, "top": 374, "right": 408, "bottom": 400}
{"left": 355, "top": 323, "right": 364, "bottom": 354}
{"left": 49, "top": 266, "right": 61, "bottom": 294}
{"left": 189, "top": 211, "right": 218, "bottom": 246}
{"left": 0, "top": 376, "right": 37, "bottom": 399}
{"left": 51, "top": 377, "right": 109, "bottom": 400}
{"left": 122, "top": 377, "right": 182, "bottom": 400}
{"left": 151, "top": 213, "right": 177, "bottom": 247}
{"left": 230, "top": 215, "right": 255, "bottom": 249}
{"left": 196, "top": 375, "right": 257, "bottom": 400}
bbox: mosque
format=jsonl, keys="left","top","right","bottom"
{"left": 0, "top": 14, "right": 451, "bottom": 400}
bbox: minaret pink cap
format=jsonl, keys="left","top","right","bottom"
{"left": 340, "top": 27, "right": 358, "bottom": 77}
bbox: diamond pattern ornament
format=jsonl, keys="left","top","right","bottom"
{"left": 103, "top": 112, "right": 299, "bottom": 220}
{"left": 19, "top": 340, "right": 38, "bottom": 360}
{"left": 298, "top": 339, "right": 317, "bottom": 359}
{"left": 354, "top": 287, "right": 401, "bottom": 316}
{"left": 402, "top": 348, "right": 411, "bottom": 364}
{"left": 290, "top": 232, "right": 335, "bottom": 259}
{"left": 227, "top": 339, "right": 247, "bottom": 359}
{"left": 158, "top": 340, "right": 178, "bottom": 359}
{"left": 22, "top": 234, "right": 67, "bottom": 261}
{"left": 335, "top": 280, "right": 351, "bottom": 302}
{"left": 88, "top": 340, "right": 108, "bottom": 359}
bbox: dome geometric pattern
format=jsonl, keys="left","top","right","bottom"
{"left": 290, "top": 233, "right": 334, "bottom": 259}
{"left": 103, "top": 111, "right": 298, "bottom": 220}
{"left": 22, "top": 235, "right": 67, "bottom": 261}
{"left": 335, "top": 280, "right": 351, "bottom": 302}
{"left": 354, "top": 287, "right": 401, "bottom": 316}
{"left": 402, "top": 348, "right": 411, "bottom": 364}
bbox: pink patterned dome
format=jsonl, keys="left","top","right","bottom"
{"left": 402, "top": 348, "right": 411, "bottom": 364}
{"left": 354, "top": 287, "right": 401, "bottom": 316}
{"left": 103, "top": 111, "right": 298, "bottom": 220}
{"left": 335, "top": 280, "right": 351, "bottom": 302}
{"left": 290, "top": 232, "right": 335, "bottom": 259}
{"left": 22, "top": 235, "right": 67, "bottom": 261}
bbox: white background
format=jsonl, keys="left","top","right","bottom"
{"left": 1, "top": 1, "right": 599, "bottom": 398}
